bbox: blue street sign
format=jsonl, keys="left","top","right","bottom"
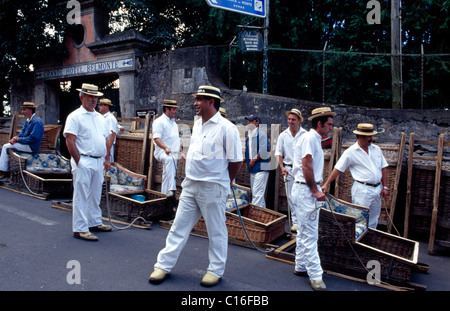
{"left": 205, "top": 0, "right": 266, "bottom": 18}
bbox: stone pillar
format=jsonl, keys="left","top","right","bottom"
{"left": 119, "top": 72, "right": 135, "bottom": 118}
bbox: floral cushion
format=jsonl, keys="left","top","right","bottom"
{"left": 227, "top": 185, "right": 251, "bottom": 210}
{"left": 16, "top": 152, "right": 71, "bottom": 173}
{"left": 106, "top": 165, "right": 145, "bottom": 192}
{"left": 326, "top": 196, "right": 369, "bottom": 241}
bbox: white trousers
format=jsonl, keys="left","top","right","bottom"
{"left": 154, "top": 179, "right": 229, "bottom": 278}
{"left": 250, "top": 171, "right": 269, "bottom": 208}
{"left": 155, "top": 151, "right": 178, "bottom": 195}
{"left": 0, "top": 143, "right": 32, "bottom": 171}
{"left": 71, "top": 156, "right": 104, "bottom": 232}
{"left": 291, "top": 182, "right": 323, "bottom": 280}
{"left": 351, "top": 181, "right": 382, "bottom": 229}
{"left": 284, "top": 168, "right": 298, "bottom": 226}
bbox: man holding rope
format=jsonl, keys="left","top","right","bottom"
{"left": 152, "top": 100, "right": 181, "bottom": 196}
{"left": 321, "top": 123, "right": 389, "bottom": 229}
{"left": 291, "top": 107, "right": 335, "bottom": 291}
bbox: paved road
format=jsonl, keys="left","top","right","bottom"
{"left": 0, "top": 186, "right": 447, "bottom": 306}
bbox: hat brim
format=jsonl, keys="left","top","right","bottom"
{"left": 76, "top": 88, "right": 104, "bottom": 97}
{"left": 353, "top": 130, "right": 378, "bottom": 136}
{"left": 21, "top": 105, "right": 38, "bottom": 109}
{"left": 285, "top": 111, "right": 304, "bottom": 122}
{"left": 192, "top": 93, "right": 224, "bottom": 103}
{"left": 307, "top": 111, "right": 336, "bottom": 120}
{"left": 162, "top": 104, "right": 178, "bottom": 108}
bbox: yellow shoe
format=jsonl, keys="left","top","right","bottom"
{"left": 149, "top": 268, "right": 169, "bottom": 284}
{"left": 310, "top": 279, "right": 327, "bottom": 291}
{"left": 290, "top": 225, "right": 298, "bottom": 233}
{"left": 73, "top": 231, "right": 98, "bottom": 241}
{"left": 200, "top": 272, "right": 221, "bottom": 287}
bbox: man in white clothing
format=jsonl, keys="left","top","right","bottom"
{"left": 149, "top": 85, "right": 243, "bottom": 287}
{"left": 98, "top": 98, "right": 124, "bottom": 162}
{"left": 64, "top": 83, "right": 112, "bottom": 242}
{"left": 321, "top": 123, "right": 389, "bottom": 229}
{"left": 275, "top": 108, "right": 306, "bottom": 232}
{"left": 152, "top": 100, "right": 180, "bottom": 196}
{"left": 291, "top": 107, "right": 335, "bottom": 291}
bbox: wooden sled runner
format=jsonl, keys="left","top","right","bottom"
{"left": 266, "top": 194, "right": 428, "bottom": 291}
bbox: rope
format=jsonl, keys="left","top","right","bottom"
{"left": 17, "top": 153, "right": 46, "bottom": 198}
{"left": 283, "top": 175, "right": 292, "bottom": 229}
{"left": 324, "top": 197, "right": 412, "bottom": 291}
{"left": 104, "top": 171, "right": 150, "bottom": 230}
{"left": 382, "top": 197, "right": 401, "bottom": 236}
{"left": 231, "top": 185, "right": 274, "bottom": 254}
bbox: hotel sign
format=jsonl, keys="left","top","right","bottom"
{"left": 35, "top": 58, "right": 134, "bottom": 79}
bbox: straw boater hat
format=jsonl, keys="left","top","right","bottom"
{"left": 162, "top": 99, "right": 178, "bottom": 108}
{"left": 192, "top": 85, "right": 224, "bottom": 102}
{"left": 353, "top": 123, "right": 378, "bottom": 136}
{"left": 99, "top": 98, "right": 113, "bottom": 106}
{"left": 307, "top": 107, "right": 336, "bottom": 120}
{"left": 285, "top": 108, "right": 304, "bottom": 122}
{"left": 76, "top": 83, "right": 104, "bottom": 97}
{"left": 21, "top": 102, "right": 38, "bottom": 109}
{"left": 219, "top": 107, "right": 227, "bottom": 117}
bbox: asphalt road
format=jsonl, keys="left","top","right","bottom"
{"left": 0, "top": 186, "right": 447, "bottom": 307}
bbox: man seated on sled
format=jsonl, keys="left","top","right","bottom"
{"left": 0, "top": 102, "right": 44, "bottom": 180}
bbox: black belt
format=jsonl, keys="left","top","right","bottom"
{"left": 356, "top": 180, "right": 380, "bottom": 187}
{"left": 295, "top": 181, "right": 320, "bottom": 185}
{"left": 81, "top": 154, "right": 102, "bottom": 159}
{"left": 284, "top": 164, "right": 292, "bottom": 167}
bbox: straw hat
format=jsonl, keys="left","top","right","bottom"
{"left": 192, "top": 85, "right": 224, "bottom": 102}
{"left": 285, "top": 108, "right": 304, "bottom": 122}
{"left": 162, "top": 99, "right": 178, "bottom": 108}
{"left": 219, "top": 107, "right": 227, "bottom": 117}
{"left": 76, "top": 83, "right": 104, "bottom": 97}
{"left": 21, "top": 102, "right": 38, "bottom": 109}
{"left": 353, "top": 123, "right": 378, "bottom": 136}
{"left": 99, "top": 98, "right": 113, "bottom": 106}
{"left": 307, "top": 107, "right": 336, "bottom": 120}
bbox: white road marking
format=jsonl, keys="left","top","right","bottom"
{"left": 0, "top": 203, "right": 57, "bottom": 226}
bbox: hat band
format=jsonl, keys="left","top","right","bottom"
{"left": 357, "top": 128, "right": 374, "bottom": 133}
{"left": 82, "top": 88, "right": 99, "bottom": 94}
{"left": 197, "top": 88, "right": 221, "bottom": 97}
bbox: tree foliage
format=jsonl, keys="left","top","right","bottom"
{"left": 1, "top": 0, "right": 449, "bottom": 114}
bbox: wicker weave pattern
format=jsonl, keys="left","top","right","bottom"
{"left": 194, "top": 204, "right": 286, "bottom": 244}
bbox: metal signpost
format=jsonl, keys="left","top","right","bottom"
{"left": 205, "top": 0, "right": 269, "bottom": 94}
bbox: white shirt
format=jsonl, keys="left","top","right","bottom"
{"left": 103, "top": 111, "right": 120, "bottom": 144}
{"left": 152, "top": 113, "right": 180, "bottom": 157}
{"left": 292, "top": 129, "right": 324, "bottom": 183}
{"left": 185, "top": 112, "right": 243, "bottom": 192}
{"left": 63, "top": 105, "right": 109, "bottom": 158}
{"left": 334, "top": 142, "right": 388, "bottom": 184}
{"left": 275, "top": 127, "right": 306, "bottom": 166}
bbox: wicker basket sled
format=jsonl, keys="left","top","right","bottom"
{"left": 266, "top": 194, "right": 428, "bottom": 290}
{"left": 191, "top": 184, "right": 287, "bottom": 248}
{"left": 100, "top": 162, "right": 173, "bottom": 225}
{"left": 7, "top": 150, "right": 72, "bottom": 198}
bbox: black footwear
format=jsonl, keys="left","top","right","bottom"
{"left": 89, "top": 224, "right": 112, "bottom": 232}
{"left": 293, "top": 270, "right": 308, "bottom": 277}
